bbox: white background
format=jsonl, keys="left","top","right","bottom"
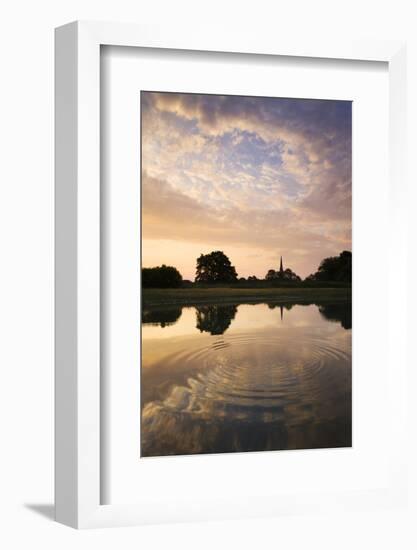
{"left": 1, "top": 1, "right": 416, "bottom": 548}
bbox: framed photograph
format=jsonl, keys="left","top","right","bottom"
{"left": 139, "top": 90, "right": 353, "bottom": 458}
{"left": 55, "top": 21, "right": 407, "bottom": 528}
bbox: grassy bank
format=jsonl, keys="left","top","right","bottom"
{"left": 143, "top": 286, "right": 351, "bottom": 307}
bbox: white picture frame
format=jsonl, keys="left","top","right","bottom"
{"left": 55, "top": 21, "right": 407, "bottom": 529}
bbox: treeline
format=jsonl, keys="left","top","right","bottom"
{"left": 142, "top": 250, "right": 352, "bottom": 288}
{"left": 143, "top": 302, "right": 351, "bottom": 332}
{"left": 142, "top": 265, "right": 182, "bottom": 288}
{"left": 305, "top": 251, "right": 351, "bottom": 283}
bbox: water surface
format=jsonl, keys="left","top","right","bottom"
{"left": 141, "top": 302, "right": 351, "bottom": 457}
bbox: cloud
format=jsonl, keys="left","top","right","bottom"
{"left": 142, "top": 172, "right": 350, "bottom": 278}
{"left": 143, "top": 92, "right": 351, "bottom": 164}
{"left": 142, "top": 92, "right": 351, "bottom": 214}
{"left": 141, "top": 92, "right": 351, "bottom": 278}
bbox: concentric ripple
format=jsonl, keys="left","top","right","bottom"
{"left": 141, "top": 305, "right": 352, "bottom": 457}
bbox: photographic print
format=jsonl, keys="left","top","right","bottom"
{"left": 141, "top": 91, "right": 352, "bottom": 457}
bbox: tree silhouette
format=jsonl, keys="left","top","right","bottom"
{"left": 265, "top": 268, "right": 301, "bottom": 281}
{"left": 265, "top": 269, "right": 276, "bottom": 280}
{"left": 142, "top": 265, "right": 183, "bottom": 288}
{"left": 306, "top": 251, "right": 351, "bottom": 283}
{"left": 195, "top": 251, "right": 238, "bottom": 283}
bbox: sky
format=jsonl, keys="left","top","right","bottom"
{"left": 141, "top": 91, "right": 352, "bottom": 280}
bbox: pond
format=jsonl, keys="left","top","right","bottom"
{"left": 141, "top": 302, "right": 352, "bottom": 457}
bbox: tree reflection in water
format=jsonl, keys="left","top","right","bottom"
{"left": 267, "top": 302, "right": 294, "bottom": 321}
{"left": 141, "top": 301, "right": 352, "bottom": 456}
{"left": 142, "top": 301, "right": 352, "bottom": 332}
{"left": 142, "top": 307, "right": 182, "bottom": 328}
{"left": 195, "top": 304, "right": 238, "bottom": 335}
{"left": 318, "top": 303, "right": 352, "bottom": 329}
{"left": 267, "top": 301, "right": 351, "bottom": 329}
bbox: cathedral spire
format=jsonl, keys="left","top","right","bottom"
{"left": 280, "top": 256, "right": 283, "bottom": 273}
